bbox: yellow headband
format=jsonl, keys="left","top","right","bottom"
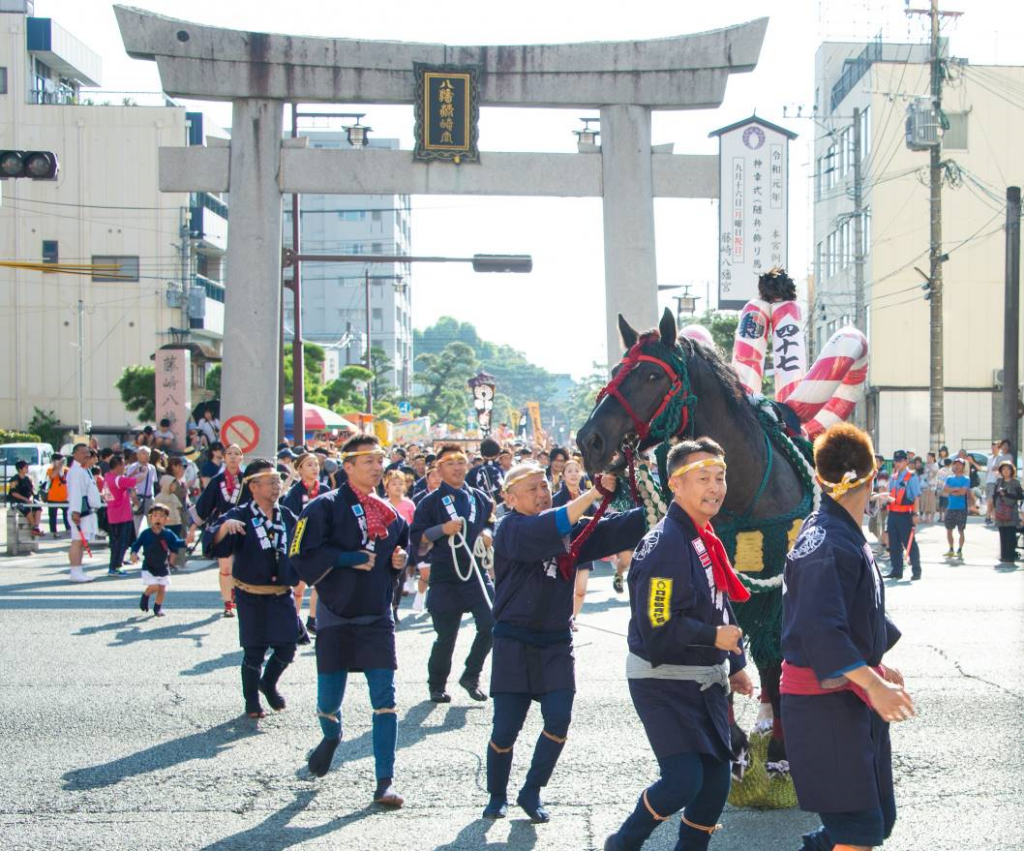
{"left": 670, "top": 457, "right": 727, "bottom": 480}
{"left": 245, "top": 469, "right": 280, "bottom": 482}
{"left": 438, "top": 451, "right": 469, "bottom": 464}
{"left": 341, "top": 448, "right": 386, "bottom": 460}
{"left": 503, "top": 467, "right": 546, "bottom": 492}
{"left": 816, "top": 467, "right": 875, "bottom": 499}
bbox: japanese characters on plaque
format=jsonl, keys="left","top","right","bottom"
{"left": 154, "top": 348, "right": 192, "bottom": 450}
{"left": 712, "top": 118, "right": 796, "bottom": 310}
{"left": 413, "top": 63, "right": 481, "bottom": 164}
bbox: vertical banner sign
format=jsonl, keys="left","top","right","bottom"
{"left": 710, "top": 117, "right": 797, "bottom": 310}
{"left": 526, "top": 401, "right": 543, "bottom": 440}
{"left": 468, "top": 371, "right": 496, "bottom": 436}
{"left": 413, "top": 63, "right": 481, "bottom": 164}
{"left": 155, "top": 348, "right": 192, "bottom": 450}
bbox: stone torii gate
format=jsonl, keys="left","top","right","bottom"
{"left": 115, "top": 6, "right": 766, "bottom": 459}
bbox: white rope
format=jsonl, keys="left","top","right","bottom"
{"left": 448, "top": 518, "right": 493, "bottom": 610}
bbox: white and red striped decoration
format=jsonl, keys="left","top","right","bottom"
{"left": 680, "top": 324, "right": 715, "bottom": 348}
{"left": 785, "top": 328, "right": 869, "bottom": 438}
{"left": 731, "top": 299, "right": 773, "bottom": 396}
{"left": 769, "top": 300, "right": 807, "bottom": 405}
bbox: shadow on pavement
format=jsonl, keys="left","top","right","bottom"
{"left": 195, "top": 788, "right": 381, "bottom": 851}
{"left": 433, "top": 817, "right": 538, "bottom": 851}
{"left": 181, "top": 649, "right": 244, "bottom": 677}
{"left": 62, "top": 717, "right": 258, "bottom": 791}
{"left": 300, "top": 699, "right": 481, "bottom": 778}
{"left": 74, "top": 612, "right": 223, "bottom": 647}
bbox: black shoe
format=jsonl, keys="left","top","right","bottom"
{"left": 429, "top": 690, "right": 451, "bottom": 703}
{"left": 911, "top": 572, "right": 922, "bottom": 581}
{"left": 459, "top": 677, "right": 487, "bottom": 702}
{"left": 259, "top": 680, "right": 286, "bottom": 711}
{"left": 604, "top": 837, "right": 625, "bottom": 851}
{"left": 882, "top": 571, "right": 903, "bottom": 580}
{"left": 139, "top": 593, "right": 150, "bottom": 613}
{"left": 482, "top": 796, "right": 508, "bottom": 819}
{"left": 305, "top": 615, "right": 317, "bottom": 635}
{"left": 516, "top": 787, "right": 550, "bottom": 824}
{"left": 612, "top": 574, "right": 624, "bottom": 593}
{"left": 308, "top": 736, "right": 340, "bottom": 777}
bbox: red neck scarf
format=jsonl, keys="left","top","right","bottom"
{"left": 351, "top": 485, "right": 397, "bottom": 540}
{"left": 304, "top": 479, "right": 320, "bottom": 500}
{"left": 224, "top": 469, "right": 238, "bottom": 497}
{"left": 692, "top": 517, "right": 751, "bottom": 603}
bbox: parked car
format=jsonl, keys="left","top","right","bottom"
{"left": 0, "top": 442, "right": 56, "bottom": 495}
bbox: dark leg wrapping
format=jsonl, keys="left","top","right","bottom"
{"left": 259, "top": 644, "right": 296, "bottom": 711}
{"left": 613, "top": 752, "right": 705, "bottom": 851}
{"left": 488, "top": 693, "right": 531, "bottom": 798}
{"left": 427, "top": 610, "right": 461, "bottom": 692}
{"left": 241, "top": 646, "right": 268, "bottom": 714}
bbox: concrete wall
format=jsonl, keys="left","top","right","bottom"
{"left": 0, "top": 11, "right": 190, "bottom": 430}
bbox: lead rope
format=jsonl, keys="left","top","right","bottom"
{"left": 448, "top": 517, "right": 493, "bottom": 610}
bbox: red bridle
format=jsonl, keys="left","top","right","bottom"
{"left": 596, "top": 334, "right": 689, "bottom": 443}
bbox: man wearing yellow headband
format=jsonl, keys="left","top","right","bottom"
{"left": 207, "top": 458, "right": 304, "bottom": 721}
{"left": 410, "top": 443, "right": 496, "bottom": 704}
{"left": 287, "top": 433, "right": 410, "bottom": 808}
{"left": 483, "top": 462, "right": 646, "bottom": 823}
{"left": 607, "top": 437, "right": 753, "bottom": 851}
{"left": 780, "top": 422, "right": 913, "bottom": 851}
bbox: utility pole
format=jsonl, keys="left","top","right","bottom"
{"left": 907, "top": 0, "right": 961, "bottom": 451}
{"left": 1004, "top": 186, "right": 1021, "bottom": 455}
{"left": 364, "top": 268, "right": 373, "bottom": 415}
{"left": 289, "top": 105, "right": 305, "bottom": 447}
{"left": 76, "top": 298, "right": 85, "bottom": 434}
{"left": 852, "top": 107, "right": 865, "bottom": 333}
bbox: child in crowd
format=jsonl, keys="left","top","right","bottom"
{"left": 154, "top": 474, "right": 185, "bottom": 568}
{"left": 130, "top": 504, "right": 185, "bottom": 616}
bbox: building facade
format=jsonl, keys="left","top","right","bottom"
{"left": 813, "top": 38, "right": 1024, "bottom": 455}
{"left": 282, "top": 131, "right": 414, "bottom": 398}
{"left": 0, "top": 1, "right": 226, "bottom": 433}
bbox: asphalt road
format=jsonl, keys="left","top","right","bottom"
{"left": 0, "top": 516, "right": 1021, "bottom": 851}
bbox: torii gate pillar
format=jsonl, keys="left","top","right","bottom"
{"left": 601, "top": 105, "right": 657, "bottom": 363}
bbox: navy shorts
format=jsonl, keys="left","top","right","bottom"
{"left": 944, "top": 509, "right": 967, "bottom": 531}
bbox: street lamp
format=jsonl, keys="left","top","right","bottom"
{"left": 343, "top": 115, "right": 372, "bottom": 148}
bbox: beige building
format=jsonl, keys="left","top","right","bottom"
{"left": 0, "top": 1, "right": 225, "bottom": 434}
{"left": 813, "top": 38, "right": 1024, "bottom": 455}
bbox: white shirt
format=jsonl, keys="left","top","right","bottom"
{"left": 126, "top": 462, "right": 156, "bottom": 498}
{"left": 67, "top": 461, "right": 100, "bottom": 515}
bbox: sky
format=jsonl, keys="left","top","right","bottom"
{"left": 33, "top": 0, "right": 1024, "bottom": 379}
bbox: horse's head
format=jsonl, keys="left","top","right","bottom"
{"left": 577, "top": 308, "right": 693, "bottom": 477}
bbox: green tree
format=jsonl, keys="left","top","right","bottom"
{"left": 370, "top": 345, "right": 399, "bottom": 407}
{"left": 283, "top": 342, "right": 327, "bottom": 405}
{"left": 115, "top": 365, "right": 156, "bottom": 423}
{"left": 205, "top": 364, "right": 221, "bottom": 399}
{"left": 413, "top": 341, "right": 477, "bottom": 426}
{"left": 324, "top": 365, "right": 372, "bottom": 412}
{"left": 567, "top": 365, "right": 608, "bottom": 433}
{"left": 26, "top": 407, "right": 64, "bottom": 449}
{"left": 692, "top": 309, "right": 738, "bottom": 355}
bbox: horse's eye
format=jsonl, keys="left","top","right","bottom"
{"left": 648, "top": 371, "right": 659, "bottom": 381}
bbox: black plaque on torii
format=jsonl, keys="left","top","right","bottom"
{"left": 413, "top": 63, "right": 481, "bottom": 164}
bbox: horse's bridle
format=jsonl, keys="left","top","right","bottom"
{"left": 596, "top": 333, "right": 695, "bottom": 446}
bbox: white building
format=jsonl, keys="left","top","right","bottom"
{"left": 282, "top": 131, "right": 414, "bottom": 397}
{"left": 0, "top": 1, "right": 227, "bottom": 433}
{"left": 813, "top": 37, "right": 1024, "bottom": 455}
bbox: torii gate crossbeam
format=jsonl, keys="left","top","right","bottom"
{"left": 115, "top": 6, "right": 766, "bottom": 458}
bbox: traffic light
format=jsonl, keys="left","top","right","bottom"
{"left": 0, "top": 150, "right": 59, "bottom": 180}
{"left": 471, "top": 254, "right": 533, "bottom": 273}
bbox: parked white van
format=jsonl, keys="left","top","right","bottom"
{"left": 0, "top": 443, "right": 56, "bottom": 494}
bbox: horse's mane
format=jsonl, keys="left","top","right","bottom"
{"left": 678, "top": 336, "right": 761, "bottom": 431}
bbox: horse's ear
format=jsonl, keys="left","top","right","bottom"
{"left": 659, "top": 307, "right": 677, "bottom": 348}
{"left": 618, "top": 314, "right": 639, "bottom": 349}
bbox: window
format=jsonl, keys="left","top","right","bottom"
{"left": 0, "top": 67, "right": 7, "bottom": 95}
{"left": 42, "top": 240, "right": 58, "bottom": 264}
{"left": 371, "top": 242, "right": 383, "bottom": 254}
{"left": 825, "top": 145, "right": 836, "bottom": 190}
{"left": 337, "top": 210, "right": 365, "bottom": 221}
{"left": 372, "top": 210, "right": 382, "bottom": 223}
{"left": 944, "top": 111, "right": 968, "bottom": 150}
{"left": 372, "top": 307, "right": 383, "bottom": 331}
{"left": 815, "top": 156, "right": 823, "bottom": 199}
{"left": 91, "top": 255, "right": 139, "bottom": 282}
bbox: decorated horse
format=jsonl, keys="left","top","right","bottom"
{"left": 577, "top": 271, "right": 868, "bottom": 809}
